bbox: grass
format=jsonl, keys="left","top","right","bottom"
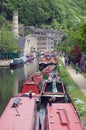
{"left": 58, "top": 57, "right": 86, "bottom": 123}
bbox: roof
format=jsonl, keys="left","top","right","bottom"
{"left": 0, "top": 97, "right": 36, "bottom": 130}
{"left": 47, "top": 103, "right": 84, "bottom": 130}
{"left": 42, "top": 65, "right": 56, "bottom": 75}
{"left": 21, "top": 72, "right": 42, "bottom": 94}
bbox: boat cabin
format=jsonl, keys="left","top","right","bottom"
{"left": 0, "top": 96, "right": 39, "bottom": 130}
{"left": 42, "top": 65, "right": 56, "bottom": 75}
{"left": 21, "top": 72, "right": 43, "bottom": 95}
{"left": 45, "top": 103, "right": 84, "bottom": 130}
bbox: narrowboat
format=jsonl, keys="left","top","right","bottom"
{"left": 42, "top": 65, "right": 56, "bottom": 75}
{"left": 0, "top": 96, "right": 40, "bottom": 130}
{"left": 45, "top": 103, "right": 84, "bottom": 130}
{"left": 21, "top": 71, "right": 43, "bottom": 95}
{"left": 48, "top": 57, "right": 57, "bottom": 65}
{"left": 41, "top": 78, "right": 66, "bottom": 103}
{"left": 39, "top": 57, "right": 49, "bottom": 71}
{"left": 10, "top": 57, "right": 24, "bottom": 69}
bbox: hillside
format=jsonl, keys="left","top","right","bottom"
{"left": 0, "top": 0, "right": 86, "bottom": 31}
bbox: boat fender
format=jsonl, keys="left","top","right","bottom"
{"left": 12, "top": 98, "right": 20, "bottom": 107}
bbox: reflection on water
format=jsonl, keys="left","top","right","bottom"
{"left": 0, "top": 58, "right": 39, "bottom": 116}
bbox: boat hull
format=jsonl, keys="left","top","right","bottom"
{"left": 10, "top": 57, "right": 24, "bottom": 69}
{"left": 41, "top": 94, "right": 66, "bottom": 104}
{"left": 39, "top": 63, "right": 48, "bottom": 71}
{"left": 10, "top": 62, "right": 24, "bottom": 69}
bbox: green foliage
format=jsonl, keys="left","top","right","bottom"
{"left": 75, "top": 23, "right": 86, "bottom": 53}
{"left": 0, "top": 15, "right": 7, "bottom": 27}
{"left": 59, "top": 22, "right": 86, "bottom": 55}
{"left": 24, "top": 29, "right": 30, "bottom": 35}
{"left": 0, "top": 0, "right": 86, "bottom": 54}
{"left": 0, "top": 0, "right": 86, "bottom": 31}
{"left": 0, "top": 24, "right": 20, "bottom": 53}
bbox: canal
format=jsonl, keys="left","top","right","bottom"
{"left": 0, "top": 58, "right": 39, "bottom": 116}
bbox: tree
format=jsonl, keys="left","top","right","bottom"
{"left": 70, "top": 46, "right": 82, "bottom": 64}
{"left": 0, "top": 24, "right": 20, "bottom": 54}
{"left": 76, "top": 23, "right": 86, "bottom": 53}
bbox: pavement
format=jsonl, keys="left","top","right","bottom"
{"left": 60, "top": 56, "right": 86, "bottom": 97}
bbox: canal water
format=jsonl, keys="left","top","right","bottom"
{"left": 0, "top": 58, "right": 39, "bottom": 116}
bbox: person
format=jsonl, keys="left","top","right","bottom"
{"left": 56, "top": 75, "right": 61, "bottom": 82}
{"left": 48, "top": 98, "right": 52, "bottom": 106}
{"left": 59, "top": 52, "right": 62, "bottom": 57}
{"left": 68, "top": 58, "right": 71, "bottom": 66}
{"left": 64, "top": 57, "right": 67, "bottom": 66}
{"left": 31, "top": 76, "right": 34, "bottom": 81}
{"left": 75, "top": 63, "right": 78, "bottom": 74}
{"left": 29, "top": 90, "right": 32, "bottom": 98}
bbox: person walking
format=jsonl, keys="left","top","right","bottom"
{"left": 75, "top": 62, "right": 78, "bottom": 74}
{"left": 64, "top": 57, "right": 68, "bottom": 66}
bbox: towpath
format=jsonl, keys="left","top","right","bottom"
{"left": 60, "top": 56, "right": 86, "bottom": 96}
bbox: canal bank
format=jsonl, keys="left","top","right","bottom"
{"left": 0, "top": 60, "right": 11, "bottom": 67}
{"left": 59, "top": 56, "right": 86, "bottom": 129}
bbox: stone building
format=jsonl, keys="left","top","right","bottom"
{"left": 27, "top": 26, "right": 63, "bottom": 52}
{"left": 18, "top": 26, "right": 63, "bottom": 55}
{"left": 24, "top": 34, "right": 37, "bottom": 55}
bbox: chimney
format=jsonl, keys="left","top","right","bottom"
{"left": 12, "top": 10, "right": 18, "bottom": 38}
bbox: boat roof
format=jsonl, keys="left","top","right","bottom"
{"left": 22, "top": 72, "right": 42, "bottom": 94}
{"left": 0, "top": 97, "right": 36, "bottom": 130}
{"left": 24, "top": 72, "right": 42, "bottom": 85}
{"left": 22, "top": 84, "right": 40, "bottom": 94}
{"left": 47, "top": 103, "right": 84, "bottom": 130}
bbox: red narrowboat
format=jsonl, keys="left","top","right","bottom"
{"left": 41, "top": 78, "right": 66, "bottom": 103}
{"left": 42, "top": 65, "right": 56, "bottom": 75}
{"left": 39, "top": 57, "right": 49, "bottom": 71}
{"left": 0, "top": 96, "right": 39, "bottom": 130}
{"left": 21, "top": 71, "right": 43, "bottom": 95}
{"left": 48, "top": 57, "right": 57, "bottom": 65}
{"left": 45, "top": 103, "right": 84, "bottom": 130}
